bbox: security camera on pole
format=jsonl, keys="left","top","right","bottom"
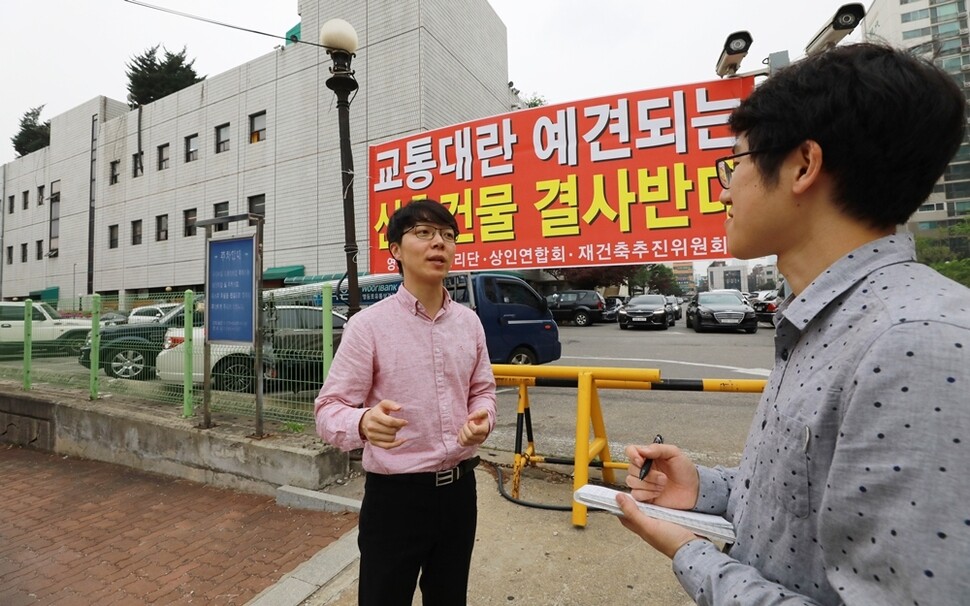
{"left": 715, "top": 3, "right": 865, "bottom": 79}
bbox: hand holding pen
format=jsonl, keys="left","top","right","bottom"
{"left": 637, "top": 434, "right": 664, "bottom": 481}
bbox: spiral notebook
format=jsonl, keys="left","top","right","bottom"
{"left": 573, "top": 484, "right": 735, "bottom": 543}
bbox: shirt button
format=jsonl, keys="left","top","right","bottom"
{"left": 781, "top": 349, "right": 789, "bottom": 361}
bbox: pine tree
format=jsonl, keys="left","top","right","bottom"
{"left": 125, "top": 45, "right": 204, "bottom": 108}
{"left": 11, "top": 106, "right": 51, "bottom": 157}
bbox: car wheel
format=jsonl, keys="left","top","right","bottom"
{"left": 668, "top": 316, "right": 675, "bottom": 327}
{"left": 214, "top": 356, "right": 256, "bottom": 393}
{"left": 745, "top": 326, "right": 759, "bottom": 334}
{"left": 507, "top": 347, "right": 536, "bottom": 365}
{"left": 573, "top": 311, "right": 591, "bottom": 327}
{"left": 105, "top": 348, "right": 150, "bottom": 380}
{"left": 619, "top": 322, "right": 628, "bottom": 330}
{"left": 693, "top": 319, "right": 704, "bottom": 333}
{"left": 660, "top": 321, "right": 669, "bottom": 331}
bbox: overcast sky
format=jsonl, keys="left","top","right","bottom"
{"left": 1, "top": 0, "right": 866, "bottom": 271}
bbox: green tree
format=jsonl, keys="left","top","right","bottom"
{"left": 524, "top": 93, "right": 546, "bottom": 108}
{"left": 126, "top": 45, "right": 204, "bottom": 108}
{"left": 643, "top": 264, "right": 680, "bottom": 295}
{"left": 553, "top": 265, "right": 643, "bottom": 290}
{"left": 11, "top": 106, "right": 50, "bottom": 157}
{"left": 915, "top": 236, "right": 957, "bottom": 264}
{"left": 931, "top": 258, "right": 970, "bottom": 287}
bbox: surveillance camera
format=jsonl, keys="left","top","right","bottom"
{"left": 715, "top": 31, "right": 753, "bottom": 78}
{"left": 804, "top": 3, "right": 866, "bottom": 56}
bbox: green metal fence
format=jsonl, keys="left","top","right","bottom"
{"left": 0, "top": 286, "right": 337, "bottom": 432}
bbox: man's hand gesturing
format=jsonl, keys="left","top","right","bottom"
{"left": 458, "top": 409, "right": 490, "bottom": 446}
{"left": 359, "top": 400, "right": 408, "bottom": 449}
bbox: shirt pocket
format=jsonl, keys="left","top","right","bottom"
{"left": 766, "top": 413, "right": 811, "bottom": 519}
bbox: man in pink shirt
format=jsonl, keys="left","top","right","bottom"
{"left": 315, "top": 199, "right": 497, "bottom": 605}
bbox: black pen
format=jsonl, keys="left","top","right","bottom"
{"left": 638, "top": 434, "right": 664, "bottom": 481}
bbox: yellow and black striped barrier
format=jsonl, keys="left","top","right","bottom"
{"left": 491, "top": 364, "right": 766, "bottom": 527}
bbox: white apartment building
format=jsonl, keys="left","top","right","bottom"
{"left": 865, "top": 0, "right": 970, "bottom": 236}
{"left": 0, "top": 0, "right": 519, "bottom": 307}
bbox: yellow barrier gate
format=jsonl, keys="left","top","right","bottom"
{"left": 491, "top": 364, "right": 766, "bottom": 527}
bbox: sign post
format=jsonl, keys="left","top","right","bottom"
{"left": 197, "top": 214, "right": 265, "bottom": 436}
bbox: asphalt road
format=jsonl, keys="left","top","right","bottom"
{"left": 488, "top": 320, "right": 773, "bottom": 469}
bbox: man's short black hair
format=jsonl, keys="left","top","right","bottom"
{"left": 729, "top": 43, "right": 967, "bottom": 230}
{"left": 386, "top": 199, "right": 460, "bottom": 273}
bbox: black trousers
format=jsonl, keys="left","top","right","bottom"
{"left": 357, "top": 469, "right": 478, "bottom": 606}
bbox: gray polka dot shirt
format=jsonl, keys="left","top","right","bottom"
{"left": 673, "top": 234, "right": 970, "bottom": 605}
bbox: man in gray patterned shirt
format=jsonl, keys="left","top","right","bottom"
{"left": 616, "top": 43, "right": 970, "bottom": 605}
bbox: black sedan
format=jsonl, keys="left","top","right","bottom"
{"left": 685, "top": 291, "right": 758, "bottom": 334}
{"left": 617, "top": 294, "right": 674, "bottom": 330}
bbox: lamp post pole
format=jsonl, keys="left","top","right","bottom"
{"left": 73, "top": 263, "right": 78, "bottom": 310}
{"left": 321, "top": 19, "right": 361, "bottom": 318}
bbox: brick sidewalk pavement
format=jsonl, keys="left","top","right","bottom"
{"left": 0, "top": 445, "right": 358, "bottom": 605}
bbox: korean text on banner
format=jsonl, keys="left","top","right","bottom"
{"left": 368, "top": 77, "right": 755, "bottom": 273}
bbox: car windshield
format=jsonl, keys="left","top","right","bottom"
{"left": 39, "top": 302, "right": 63, "bottom": 319}
{"left": 630, "top": 295, "right": 665, "bottom": 305}
{"left": 699, "top": 293, "right": 744, "bottom": 305}
{"left": 158, "top": 304, "right": 188, "bottom": 322}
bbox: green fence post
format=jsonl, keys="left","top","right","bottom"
{"left": 23, "top": 299, "right": 32, "bottom": 391}
{"left": 322, "top": 284, "right": 333, "bottom": 382}
{"left": 89, "top": 295, "right": 101, "bottom": 400}
{"left": 183, "top": 290, "right": 195, "bottom": 418}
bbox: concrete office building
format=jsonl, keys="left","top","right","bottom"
{"left": 707, "top": 263, "right": 747, "bottom": 291}
{"left": 865, "top": 0, "right": 970, "bottom": 238}
{"left": 671, "top": 261, "right": 695, "bottom": 294}
{"left": 0, "top": 0, "right": 519, "bottom": 306}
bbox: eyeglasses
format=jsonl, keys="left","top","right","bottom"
{"left": 405, "top": 224, "right": 457, "bottom": 243}
{"left": 715, "top": 149, "right": 775, "bottom": 189}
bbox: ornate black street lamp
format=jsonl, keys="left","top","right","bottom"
{"left": 320, "top": 18, "right": 361, "bottom": 317}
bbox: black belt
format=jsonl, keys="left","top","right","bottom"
{"left": 372, "top": 456, "right": 480, "bottom": 487}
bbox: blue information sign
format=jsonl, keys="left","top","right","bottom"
{"left": 207, "top": 236, "right": 256, "bottom": 344}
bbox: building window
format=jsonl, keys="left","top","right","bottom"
{"left": 22, "top": 190, "right": 29, "bottom": 210}
{"left": 36, "top": 240, "right": 43, "bottom": 260}
{"left": 157, "top": 143, "right": 170, "bottom": 170}
{"left": 109, "top": 225, "right": 119, "bottom": 249}
{"left": 109, "top": 160, "right": 120, "bottom": 184}
{"left": 37, "top": 185, "right": 44, "bottom": 205}
{"left": 21, "top": 243, "right": 28, "bottom": 263}
{"left": 5, "top": 246, "right": 11, "bottom": 265}
{"left": 132, "top": 152, "right": 144, "bottom": 178}
{"left": 901, "top": 8, "right": 930, "bottom": 23}
{"left": 215, "top": 123, "right": 230, "bottom": 153}
{"left": 214, "top": 202, "right": 229, "bottom": 232}
{"left": 132, "top": 220, "right": 143, "bottom": 245}
{"left": 49, "top": 180, "right": 60, "bottom": 253}
{"left": 184, "top": 208, "right": 197, "bottom": 237}
{"left": 250, "top": 112, "right": 266, "bottom": 143}
{"left": 185, "top": 134, "right": 199, "bottom": 162}
{"left": 7, "top": 195, "right": 13, "bottom": 214}
{"left": 248, "top": 194, "right": 265, "bottom": 226}
{"left": 156, "top": 214, "right": 169, "bottom": 241}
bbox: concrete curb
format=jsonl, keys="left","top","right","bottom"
{"left": 246, "top": 527, "right": 360, "bottom": 606}
{"left": 277, "top": 485, "right": 362, "bottom": 513}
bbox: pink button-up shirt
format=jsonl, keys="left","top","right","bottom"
{"left": 314, "top": 285, "right": 496, "bottom": 475}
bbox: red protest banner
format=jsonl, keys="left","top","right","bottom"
{"left": 368, "top": 76, "right": 755, "bottom": 274}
